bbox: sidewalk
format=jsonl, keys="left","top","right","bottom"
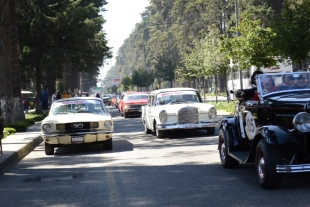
{"left": 0, "top": 121, "right": 42, "bottom": 174}
{"left": 0, "top": 110, "right": 233, "bottom": 174}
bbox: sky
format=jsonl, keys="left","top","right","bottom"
{"left": 99, "top": 0, "right": 150, "bottom": 80}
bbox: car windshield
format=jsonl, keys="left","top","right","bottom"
{"left": 155, "top": 90, "right": 199, "bottom": 105}
{"left": 257, "top": 71, "right": 310, "bottom": 97}
{"left": 51, "top": 99, "right": 105, "bottom": 115}
{"left": 125, "top": 94, "right": 148, "bottom": 100}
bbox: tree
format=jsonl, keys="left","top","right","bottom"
{"left": 154, "top": 54, "right": 175, "bottom": 87}
{"left": 131, "top": 68, "right": 154, "bottom": 90}
{"left": 0, "top": 0, "right": 24, "bottom": 125}
{"left": 222, "top": 13, "right": 277, "bottom": 71}
{"left": 121, "top": 76, "right": 132, "bottom": 91}
{"left": 272, "top": 0, "right": 310, "bottom": 70}
{"left": 177, "top": 25, "right": 229, "bottom": 101}
{"left": 16, "top": 0, "right": 111, "bottom": 113}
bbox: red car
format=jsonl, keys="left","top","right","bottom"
{"left": 118, "top": 92, "right": 149, "bottom": 118}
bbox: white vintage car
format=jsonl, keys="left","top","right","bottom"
{"left": 41, "top": 97, "right": 113, "bottom": 155}
{"left": 141, "top": 88, "right": 219, "bottom": 138}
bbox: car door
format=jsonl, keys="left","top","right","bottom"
{"left": 145, "top": 95, "right": 154, "bottom": 130}
{"left": 238, "top": 100, "right": 259, "bottom": 141}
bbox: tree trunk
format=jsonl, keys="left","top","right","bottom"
{"left": 35, "top": 54, "right": 43, "bottom": 114}
{"left": 10, "top": 0, "right": 24, "bottom": 121}
{"left": 0, "top": 0, "right": 18, "bottom": 125}
{"left": 214, "top": 74, "right": 218, "bottom": 103}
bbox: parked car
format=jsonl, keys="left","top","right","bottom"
{"left": 118, "top": 91, "right": 149, "bottom": 118}
{"left": 102, "top": 94, "right": 113, "bottom": 105}
{"left": 219, "top": 71, "right": 310, "bottom": 189}
{"left": 141, "top": 87, "right": 219, "bottom": 138}
{"left": 41, "top": 97, "right": 113, "bottom": 155}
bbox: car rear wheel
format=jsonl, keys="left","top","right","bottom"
{"left": 219, "top": 129, "right": 239, "bottom": 168}
{"left": 45, "top": 142, "right": 54, "bottom": 155}
{"left": 256, "top": 139, "right": 283, "bottom": 189}
{"left": 206, "top": 127, "right": 215, "bottom": 135}
{"left": 103, "top": 138, "right": 113, "bottom": 150}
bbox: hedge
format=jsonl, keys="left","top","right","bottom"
{"left": 2, "top": 113, "right": 44, "bottom": 138}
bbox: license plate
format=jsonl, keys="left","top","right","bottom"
{"left": 184, "top": 124, "right": 196, "bottom": 129}
{"left": 72, "top": 136, "right": 84, "bottom": 143}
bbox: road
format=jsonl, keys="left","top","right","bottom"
{"left": 1, "top": 106, "right": 310, "bottom": 206}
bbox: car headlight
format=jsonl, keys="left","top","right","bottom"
{"left": 159, "top": 110, "right": 167, "bottom": 122}
{"left": 124, "top": 104, "right": 130, "bottom": 109}
{"left": 208, "top": 107, "right": 217, "bottom": 119}
{"left": 293, "top": 112, "right": 310, "bottom": 132}
{"left": 42, "top": 124, "right": 51, "bottom": 132}
{"left": 104, "top": 120, "right": 112, "bottom": 128}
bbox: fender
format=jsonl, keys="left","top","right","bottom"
{"left": 243, "top": 125, "right": 299, "bottom": 163}
{"left": 219, "top": 117, "right": 239, "bottom": 150}
{"left": 256, "top": 125, "right": 297, "bottom": 145}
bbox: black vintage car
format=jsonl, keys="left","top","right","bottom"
{"left": 219, "top": 71, "right": 310, "bottom": 189}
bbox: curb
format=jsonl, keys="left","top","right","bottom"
{"left": 0, "top": 136, "right": 42, "bottom": 174}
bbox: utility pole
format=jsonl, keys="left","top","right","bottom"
{"left": 234, "top": 0, "right": 243, "bottom": 89}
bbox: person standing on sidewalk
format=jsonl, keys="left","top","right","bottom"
{"left": 40, "top": 86, "right": 49, "bottom": 117}
{"left": 51, "top": 90, "right": 57, "bottom": 104}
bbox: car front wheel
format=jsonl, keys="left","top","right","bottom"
{"left": 154, "top": 122, "right": 165, "bottom": 138}
{"left": 103, "top": 138, "right": 113, "bottom": 150}
{"left": 45, "top": 142, "right": 54, "bottom": 155}
{"left": 219, "top": 129, "right": 239, "bottom": 168}
{"left": 256, "top": 139, "right": 283, "bottom": 189}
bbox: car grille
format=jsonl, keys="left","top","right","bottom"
{"left": 130, "top": 105, "right": 143, "bottom": 109}
{"left": 57, "top": 122, "right": 91, "bottom": 133}
{"left": 178, "top": 107, "right": 199, "bottom": 124}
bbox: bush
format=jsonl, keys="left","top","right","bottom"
{"left": 3, "top": 127, "right": 16, "bottom": 138}
{"left": 5, "top": 121, "right": 30, "bottom": 132}
{"left": 25, "top": 113, "right": 44, "bottom": 122}
{"left": 2, "top": 113, "right": 44, "bottom": 139}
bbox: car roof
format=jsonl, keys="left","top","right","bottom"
{"left": 151, "top": 87, "right": 198, "bottom": 94}
{"left": 123, "top": 91, "right": 149, "bottom": 95}
{"left": 55, "top": 97, "right": 101, "bottom": 103}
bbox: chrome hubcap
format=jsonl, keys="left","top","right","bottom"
{"left": 221, "top": 142, "right": 226, "bottom": 161}
{"left": 258, "top": 155, "right": 265, "bottom": 180}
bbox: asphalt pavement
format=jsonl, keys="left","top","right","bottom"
{"left": 0, "top": 110, "right": 232, "bottom": 174}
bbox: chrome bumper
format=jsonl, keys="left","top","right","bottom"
{"left": 277, "top": 164, "right": 310, "bottom": 173}
{"left": 42, "top": 130, "right": 114, "bottom": 138}
{"left": 157, "top": 121, "right": 219, "bottom": 131}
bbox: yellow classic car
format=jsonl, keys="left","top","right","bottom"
{"left": 41, "top": 97, "right": 113, "bottom": 155}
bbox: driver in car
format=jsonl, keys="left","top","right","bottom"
{"left": 291, "top": 74, "right": 309, "bottom": 89}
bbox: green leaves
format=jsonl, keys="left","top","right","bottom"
{"left": 271, "top": 0, "right": 310, "bottom": 68}
{"left": 223, "top": 12, "right": 276, "bottom": 70}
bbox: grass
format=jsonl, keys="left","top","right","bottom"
{"left": 206, "top": 100, "right": 236, "bottom": 114}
